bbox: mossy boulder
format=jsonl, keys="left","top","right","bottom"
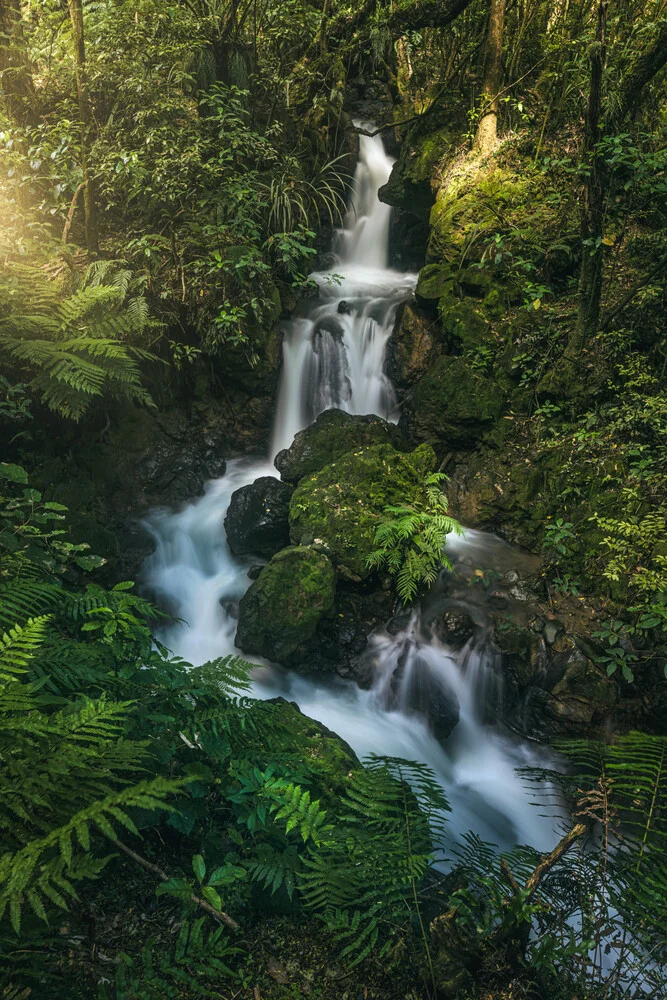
{"left": 275, "top": 408, "right": 404, "bottom": 484}
{"left": 406, "top": 356, "right": 505, "bottom": 448}
{"left": 415, "top": 262, "right": 457, "bottom": 305}
{"left": 289, "top": 442, "right": 437, "bottom": 581}
{"left": 268, "top": 698, "right": 359, "bottom": 800}
{"left": 235, "top": 546, "right": 336, "bottom": 662}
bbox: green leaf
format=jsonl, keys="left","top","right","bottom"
{"left": 192, "top": 854, "right": 206, "bottom": 883}
{"left": 0, "top": 463, "right": 28, "bottom": 484}
{"left": 208, "top": 864, "right": 247, "bottom": 886}
{"left": 201, "top": 885, "right": 222, "bottom": 911}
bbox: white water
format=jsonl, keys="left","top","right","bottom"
{"left": 142, "top": 131, "right": 560, "bottom": 854}
{"left": 271, "top": 130, "right": 415, "bottom": 454}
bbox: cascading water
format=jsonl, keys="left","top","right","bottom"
{"left": 271, "top": 130, "right": 415, "bottom": 454}
{"left": 142, "top": 130, "right": 560, "bottom": 854}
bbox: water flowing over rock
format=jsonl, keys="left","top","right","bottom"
{"left": 224, "top": 476, "right": 292, "bottom": 557}
{"left": 141, "top": 130, "right": 562, "bottom": 856}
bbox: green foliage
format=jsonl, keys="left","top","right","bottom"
{"left": 101, "top": 918, "right": 243, "bottom": 1000}
{"left": 367, "top": 473, "right": 463, "bottom": 602}
{"left": 0, "top": 262, "right": 157, "bottom": 420}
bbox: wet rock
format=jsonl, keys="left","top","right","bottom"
{"left": 275, "top": 408, "right": 404, "bottom": 485}
{"left": 386, "top": 301, "right": 441, "bottom": 393}
{"left": 543, "top": 621, "right": 559, "bottom": 645}
{"left": 309, "top": 586, "right": 393, "bottom": 677}
{"left": 236, "top": 546, "right": 336, "bottom": 662}
{"left": 224, "top": 476, "right": 293, "bottom": 558}
{"left": 337, "top": 300, "right": 354, "bottom": 315}
{"left": 247, "top": 563, "right": 265, "bottom": 580}
{"left": 289, "top": 442, "right": 436, "bottom": 580}
{"left": 512, "top": 640, "right": 619, "bottom": 738}
{"left": 220, "top": 599, "right": 239, "bottom": 620}
{"left": 386, "top": 610, "right": 414, "bottom": 636}
{"left": 392, "top": 654, "right": 460, "bottom": 739}
{"left": 430, "top": 609, "right": 476, "bottom": 649}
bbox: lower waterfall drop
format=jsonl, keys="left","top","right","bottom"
{"left": 142, "top": 128, "right": 561, "bottom": 854}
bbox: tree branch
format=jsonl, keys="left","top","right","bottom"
{"left": 608, "top": 19, "right": 667, "bottom": 133}
{"left": 61, "top": 180, "right": 85, "bottom": 244}
{"left": 107, "top": 835, "right": 240, "bottom": 932}
{"left": 329, "top": 0, "right": 478, "bottom": 43}
{"left": 601, "top": 254, "right": 667, "bottom": 330}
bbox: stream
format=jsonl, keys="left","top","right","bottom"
{"left": 142, "top": 130, "right": 560, "bottom": 855}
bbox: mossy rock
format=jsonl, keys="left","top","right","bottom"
{"left": 275, "top": 408, "right": 405, "bottom": 484}
{"left": 289, "top": 442, "right": 437, "bottom": 580}
{"left": 415, "top": 262, "right": 456, "bottom": 304}
{"left": 439, "top": 297, "right": 492, "bottom": 350}
{"left": 268, "top": 698, "right": 359, "bottom": 800}
{"left": 406, "top": 356, "right": 505, "bottom": 448}
{"left": 379, "top": 124, "right": 451, "bottom": 221}
{"left": 235, "top": 546, "right": 336, "bottom": 661}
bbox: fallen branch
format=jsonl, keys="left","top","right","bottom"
{"left": 107, "top": 835, "right": 240, "bottom": 931}
{"left": 523, "top": 823, "right": 587, "bottom": 903}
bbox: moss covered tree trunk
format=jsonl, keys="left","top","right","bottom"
{"left": 0, "top": 0, "right": 33, "bottom": 121}
{"left": 67, "top": 0, "right": 99, "bottom": 257}
{"left": 474, "top": 0, "right": 505, "bottom": 155}
{"left": 569, "top": 0, "right": 608, "bottom": 357}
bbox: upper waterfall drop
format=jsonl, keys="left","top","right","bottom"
{"left": 270, "top": 129, "right": 417, "bottom": 457}
{"left": 337, "top": 130, "right": 394, "bottom": 269}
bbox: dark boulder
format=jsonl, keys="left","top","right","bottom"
{"left": 224, "top": 476, "right": 293, "bottom": 558}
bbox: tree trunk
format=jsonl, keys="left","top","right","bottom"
{"left": 474, "top": 0, "right": 506, "bottom": 154}
{"left": 0, "top": 0, "right": 33, "bottom": 120}
{"left": 569, "top": 1, "right": 608, "bottom": 356}
{"left": 67, "top": 0, "right": 99, "bottom": 256}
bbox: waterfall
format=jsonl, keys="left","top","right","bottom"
{"left": 142, "top": 130, "right": 561, "bottom": 854}
{"left": 271, "top": 130, "right": 416, "bottom": 455}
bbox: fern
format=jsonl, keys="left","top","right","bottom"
{"left": 0, "top": 261, "right": 159, "bottom": 420}
{"left": 367, "top": 473, "right": 464, "bottom": 603}
{"left": 101, "top": 917, "right": 242, "bottom": 1000}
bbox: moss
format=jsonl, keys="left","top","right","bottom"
{"left": 235, "top": 546, "right": 336, "bottom": 661}
{"left": 379, "top": 121, "right": 453, "bottom": 221}
{"left": 269, "top": 698, "right": 359, "bottom": 800}
{"left": 289, "top": 443, "right": 437, "bottom": 580}
{"left": 415, "top": 262, "right": 456, "bottom": 302}
{"left": 275, "top": 408, "right": 404, "bottom": 484}
{"left": 439, "top": 297, "right": 492, "bottom": 350}
{"left": 407, "top": 356, "right": 505, "bottom": 448}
